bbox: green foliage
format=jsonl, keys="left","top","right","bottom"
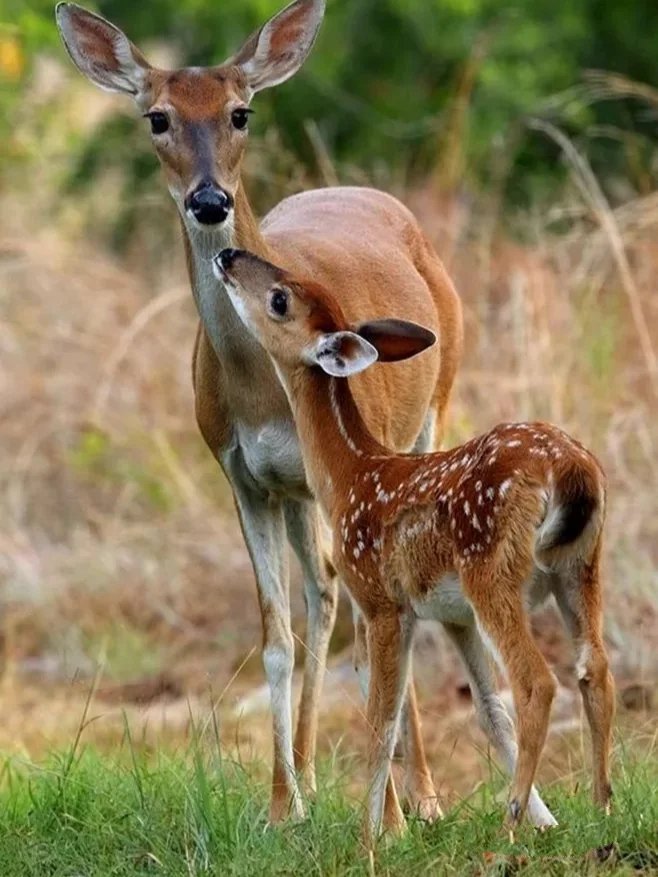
{"left": 4, "top": 0, "right": 658, "bottom": 226}
{"left": 0, "top": 746, "right": 656, "bottom": 874}
{"left": 69, "top": 427, "right": 173, "bottom": 512}
{"left": 83, "top": 622, "right": 165, "bottom": 681}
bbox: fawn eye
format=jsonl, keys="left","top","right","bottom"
{"left": 268, "top": 288, "right": 289, "bottom": 319}
{"left": 145, "top": 112, "right": 169, "bottom": 135}
{"left": 231, "top": 107, "right": 253, "bottom": 130}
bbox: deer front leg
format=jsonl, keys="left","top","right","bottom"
{"left": 364, "top": 607, "right": 415, "bottom": 846}
{"left": 353, "top": 605, "right": 407, "bottom": 828}
{"left": 224, "top": 452, "right": 303, "bottom": 824}
{"left": 284, "top": 499, "right": 338, "bottom": 795}
{"left": 352, "top": 602, "right": 440, "bottom": 824}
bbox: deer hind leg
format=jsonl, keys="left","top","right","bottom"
{"left": 445, "top": 621, "right": 557, "bottom": 828}
{"left": 284, "top": 500, "right": 338, "bottom": 796}
{"left": 462, "top": 566, "right": 557, "bottom": 828}
{"left": 225, "top": 455, "right": 302, "bottom": 824}
{"left": 364, "top": 607, "right": 415, "bottom": 845}
{"left": 552, "top": 548, "right": 615, "bottom": 812}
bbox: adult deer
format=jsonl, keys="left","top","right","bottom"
{"left": 213, "top": 247, "right": 615, "bottom": 844}
{"left": 55, "top": 0, "right": 463, "bottom": 823}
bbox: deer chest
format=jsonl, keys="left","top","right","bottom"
{"left": 235, "top": 419, "right": 310, "bottom": 498}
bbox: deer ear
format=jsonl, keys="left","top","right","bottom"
{"left": 356, "top": 319, "right": 437, "bottom": 362}
{"left": 55, "top": 3, "right": 151, "bottom": 97}
{"left": 305, "top": 331, "right": 379, "bottom": 378}
{"left": 229, "top": 0, "right": 325, "bottom": 94}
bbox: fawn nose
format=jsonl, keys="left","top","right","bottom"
{"left": 218, "top": 248, "right": 240, "bottom": 269}
{"left": 186, "top": 182, "right": 233, "bottom": 225}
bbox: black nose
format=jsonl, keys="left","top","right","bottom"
{"left": 186, "top": 183, "right": 233, "bottom": 225}
{"left": 218, "top": 248, "right": 240, "bottom": 269}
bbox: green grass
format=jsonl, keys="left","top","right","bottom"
{"left": 0, "top": 733, "right": 656, "bottom": 877}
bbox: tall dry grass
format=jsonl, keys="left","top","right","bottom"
{"left": 0, "top": 62, "right": 656, "bottom": 762}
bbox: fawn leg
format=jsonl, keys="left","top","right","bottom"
{"left": 364, "top": 608, "right": 415, "bottom": 845}
{"left": 553, "top": 550, "right": 615, "bottom": 811}
{"left": 352, "top": 601, "right": 439, "bottom": 824}
{"left": 463, "top": 568, "right": 556, "bottom": 828}
{"left": 445, "top": 621, "right": 557, "bottom": 828}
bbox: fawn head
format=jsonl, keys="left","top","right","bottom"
{"left": 56, "top": 0, "right": 325, "bottom": 228}
{"left": 213, "top": 248, "right": 437, "bottom": 375}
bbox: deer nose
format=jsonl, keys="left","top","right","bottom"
{"left": 218, "top": 248, "right": 240, "bottom": 269}
{"left": 186, "top": 182, "right": 233, "bottom": 225}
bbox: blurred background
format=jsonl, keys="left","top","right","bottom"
{"left": 0, "top": 0, "right": 656, "bottom": 792}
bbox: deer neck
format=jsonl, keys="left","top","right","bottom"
{"left": 181, "top": 182, "right": 274, "bottom": 367}
{"left": 285, "top": 366, "right": 389, "bottom": 517}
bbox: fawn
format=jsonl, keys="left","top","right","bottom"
{"left": 212, "top": 247, "right": 615, "bottom": 843}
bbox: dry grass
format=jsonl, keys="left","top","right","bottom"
{"left": 0, "top": 66, "right": 657, "bottom": 787}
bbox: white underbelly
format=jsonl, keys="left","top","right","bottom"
{"left": 410, "top": 573, "right": 474, "bottom": 626}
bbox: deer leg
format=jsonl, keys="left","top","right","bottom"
{"left": 398, "top": 674, "right": 443, "bottom": 821}
{"left": 284, "top": 499, "right": 338, "bottom": 795}
{"left": 553, "top": 552, "right": 615, "bottom": 812}
{"left": 444, "top": 621, "right": 557, "bottom": 828}
{"left": 392, "top": 409, "right": 442, "bottom": 821}
{"left": 463, "top": 569, "right": 556, "bottom": 829}
{"left": 225, "top": 454, "right": 302, "bottom": 824}
{"left": 351, "top": 598, "right": 370, "bottom": 701}
{"left": 351, "top": 599, "right": 438, "bottom": 826}
{"left": 364, "top": 607, "right": 415, "bottom": 845}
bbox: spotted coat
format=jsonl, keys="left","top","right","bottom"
{"left": 334, "top": 421, "right": 603, "bottom": 606}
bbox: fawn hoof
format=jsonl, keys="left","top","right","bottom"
{"left": 381, "top": 808, "right": 408, "bottom": 838}
{"left": 411, "top": 795, "right": 443, "bottom": 824}
{"left": 596, "top": 782, "right": 613, "bottom": 814}
{"left": 535, "top": 822, "right": 557, "bottom": 834}
{"left": 268, "top": 793, "right": 306, "bottom": 826}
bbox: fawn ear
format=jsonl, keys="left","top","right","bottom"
{"left": 356, "top": 319, "right": 437, "bottom": 362}
{"left": 56, "top": 3, "right": 151, "bottom": 97}
{"left": 306, "top": 331, "right": 379, "bottom": 378}
{"left": 229, "top": 0, "right": 325, "bottom": 94}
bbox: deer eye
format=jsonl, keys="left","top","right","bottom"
{"left": 145, "top": 112, "right": 169, "bottom": 135}
{"left": 231, "top": 107, "right": 253, "bottom": 130}
{"left": 268, "top": 288, "right": 289, "bottom": 319}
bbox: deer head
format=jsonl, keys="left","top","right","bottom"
{"left": 213, "top": 247, "right": 437, "bottom": 375}
{"left": 56, "top": 0, "right": 325, "bottom": 229}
